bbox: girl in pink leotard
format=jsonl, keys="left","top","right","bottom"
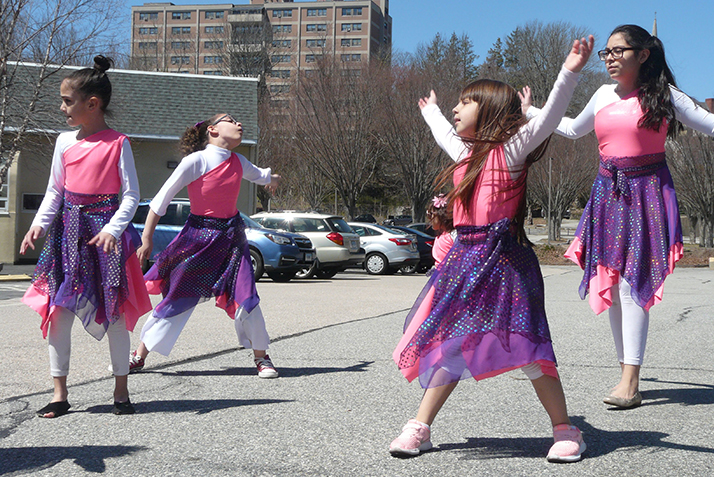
{"left": 524, "top": 25, "right": 714, "bottom": 408}
{"left": 20, "top": 56, "right": 152, "bottom": 418}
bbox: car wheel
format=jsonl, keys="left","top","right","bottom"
{"left": 400, "top": 264, "right": 418, "bottom": 275}
{"left": 295, "top": 261, "right": 317, "bottom": 279}
{"left": 266, "top": 270, "right": 296, "bottom": 282}
{"left": 365, "top": 252, "right": 388, "bottom": 275}
{"left": 249, "top": 248, "right": 264, "bottom": 281}
{"left": 314, "top": 267, "right": 339, "bottom": 279}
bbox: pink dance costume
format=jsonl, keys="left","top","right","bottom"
{"left": 144, "top": 145, "right": 269, "bottom": 322}
{"left": 23, "top": 129, "right": 152, "bottom": 340}
{"left": 531, "top": 85, "right": 714, "bottom": 313}
{"left": 394, "top": 67, "right": 580, "bottom": 389}
{"left": 432, "top": 231, "right": 455, "bottom": 266}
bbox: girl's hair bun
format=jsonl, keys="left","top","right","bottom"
{"left": 93, "top": 55, "right": 114, "bottom": 74}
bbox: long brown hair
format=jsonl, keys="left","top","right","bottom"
{"left": 436, "top": 79, "right": 550, "bottom": 244}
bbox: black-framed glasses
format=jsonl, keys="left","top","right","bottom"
{"left": 597, "top": 47, "right": 638, "bottom": 61}
{"left": 211, "top": 114, "right": 238, "bottom": 125}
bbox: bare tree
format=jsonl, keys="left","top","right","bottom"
{"left": 291, "top": 55, "right": 381, "bottom": 219}
{"left": 1, "top": 0, "right": 124, "bottom": 185}
{"left": 667, "top": 131, "right": 714, "bottom": 247}
{"left": 528, "top": 134, "right": 599, "bottom": 240}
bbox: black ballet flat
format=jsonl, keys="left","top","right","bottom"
{"left": 36, "top": 400, "right": 71, "bottom": 418}
{"left": 112, "top": 398, "right": 135, "bottom": 415}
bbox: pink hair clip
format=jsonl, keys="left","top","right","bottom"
{"left": 432, "top": 195, "right": 448, "bottom": 208}
{"left": 194, "top": 121, "right": 205, "bottom": 129}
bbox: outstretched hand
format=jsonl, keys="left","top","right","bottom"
{"left": 518, "top": 86, "right": 532, "bottom": 115}
{"left": 265, "top": 174, "right": 281, "bottom": 194}
{"left": 418, "top": 90, "right": 438, "bottom": 110}
{"left": 563, "top": 35, "right": 595, "bottom": 73}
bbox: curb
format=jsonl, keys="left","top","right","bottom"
{"left": 0, "top": 275, "right": 31, "bottom": 282}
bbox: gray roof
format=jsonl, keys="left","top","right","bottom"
{"left": 3, "top": 62, "right": 259, "bottom": 143}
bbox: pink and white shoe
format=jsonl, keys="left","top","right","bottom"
{"left": 547, "top": 424, "right": 586, "bottom": 462}
{"left": 254, "top": 354, "right": 279, "bottom": 379}
{"left": 389, "top": 419, "right": 432, "bottom": 456}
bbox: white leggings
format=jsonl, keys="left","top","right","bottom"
{"left": 608, "top": 278, "right": 650, "bottom": 366}
{"left": 140, "top": 304, "right": 271, "bottom": 356}
{"left": 48, "top": 307, "right": 131, "bottom": 377}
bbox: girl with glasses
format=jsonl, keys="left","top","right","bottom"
{"left": 522, "top": 24, "right": 714, "bottom": 409}
{"left": 130, "top": 113, "right": 282, "bottom": 379}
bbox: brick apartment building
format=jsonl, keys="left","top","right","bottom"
{"left": 130, "top": 0, "right": 392, "bottom": 97}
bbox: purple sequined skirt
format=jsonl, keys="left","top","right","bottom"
{"left": 566, "top": 153, "right": 683, "bottom": 313}
{"left": 25, "top": 191, "right": 145, "bottom": 340}
{"left": 393, "top": 218, "right": 557, "bottom": 388}
{"left": 144, "top": 212, "right": 259, "bottom": 319}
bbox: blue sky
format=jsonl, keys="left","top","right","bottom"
{"left": 126, "top": 0, "right": 714, "bottom": 100}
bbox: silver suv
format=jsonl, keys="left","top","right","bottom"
{"left": 251, "top": 212, "right": 365, "bottom": 279}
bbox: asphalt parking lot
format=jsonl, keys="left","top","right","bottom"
{"left": 1, "top": 266, "right": 713, "bottom": 476}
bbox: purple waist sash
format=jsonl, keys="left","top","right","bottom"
{"left": 598, "top": 152, "right": 666, "bottom": 197}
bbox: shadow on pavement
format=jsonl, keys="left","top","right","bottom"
{"left": 640, "top": 377, "right": 714, "bottom": 406}
{"left": 159, "top": 360, "right": 375, "bottom": 378}
{"left": 85, "top": 398, "right": 293, "bottom": 415}
{"left": 0, "top": 445, "right": 146, "bottom": 475}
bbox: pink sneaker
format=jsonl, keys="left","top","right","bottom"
{"left": 389, "top": 419, "right": 432, "bottom": 456}
{"left": 129, "top": 351, "right": 145, "bottom": 373}
{"left": 547, "top": 424, "right": 586, "bottom": 462}
{"left": 254, "top": 354, "right": 279, "bottom": 379}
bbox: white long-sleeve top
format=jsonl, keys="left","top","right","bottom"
{"left": 527, "top": 84, "right": 714, "bottom": 139}
{"left": 31, "top": 130, "right": 140, "bottom": 239}
{"left": 421, "top": 66, "right": 581, "bottom": 179}
{"left": 149, "top": 144, "right": 272, "bottom": 216}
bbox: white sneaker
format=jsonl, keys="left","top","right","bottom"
{"left": 254, "top": 354, "right": 279, "bottom": 378}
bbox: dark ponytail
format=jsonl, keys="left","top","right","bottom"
{"left": 64, "top": 55, "right": 114, "bottom": 111}
{"left": 179, "top": 113, "right": 222, "bottom": 156}
{"left": 610, "top": 25, "right": 682, "bottom": 137}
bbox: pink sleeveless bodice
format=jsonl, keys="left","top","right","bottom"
{"left": 594, "top": 90, "right": 667, "bottom": 157}
{"left": 187, "top": 152, "right": 244, "bottom": 218}
{"left": 453, "top": 147, "right": 523, "bottom": 226}
{"left": 63, "top": 129, "right": 125, "bottom": 194}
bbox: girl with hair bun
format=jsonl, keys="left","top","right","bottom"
{"left": 129, "top": 113, "right": 282, "bottom": 380}
{"left": 523, "top": 24, "right": 714, "bottom": 409}
{"left": 20, "top": 55, "right": 152, "bottom": 418}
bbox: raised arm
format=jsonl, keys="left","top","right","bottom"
{"left": 419, "top": 90, "right": 469, "bottom": 162}
{"left": 672, "top": 87, "right": 714, "bottom": 135}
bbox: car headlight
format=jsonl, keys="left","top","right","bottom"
{"left": 266, "top": 233, "right": 292, "bottom": 245}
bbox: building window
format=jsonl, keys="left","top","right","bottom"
{"left": 273, "top": 25, "right": 292, "bottom": 33}
{"left": 138, "top": 42, "right": 157, "bottom": 49}
{"left": 204, "top": 11, "right": 225, "bottom": 20}
{"left": 341, "top": 38, "right": 361, "bottom": 47}
{"left": 172, "top": 11, "right": 191, "bottom": 20}
{"left": 203, "top": 71, "right": 223, "bottom": 76}
{"left": 269, "top": 70, "right": 291, "bottom": 79}
{"left": 172, "top": 26, "right": 191, "bottom": 35}
{"left": 305, "top": 54, "right": 323, "bottom": 63}
{"left": 342, "top": 7, "right": 363, "bottom": 16}
{"left": 341, "top": 54, "right": 361, "bottom": 62}
{"left": 270, "top": 99, "right": 289, "bottom": 109}
{"left": 306, "top": 39, "right": 325, "bottom": 48}
{"left": 271, "top": 54, "right": 291, "bottom": 63}
{"left": 306, "top": 23, "right": 327, "bottom": 32}
{"left": 205, "top": 26, "right": 225, "bottom": 34}
{"left": 204, "top": 56, "right": 223, "bottom": 64}
{"left": 341, "top": 69, "right": 362, "bottom": 77}
{"left": 272, "top": 39, "right": 292, "bottom": 48}
{"left": 270, "top": 84, "right": 291, "bottom": 94}
{"left": 138, "top": 27, "right": 158, "bottom": 35}
{"left": 272, "top": 9, "right": 292, "bottom": 18}
{"left": 171, "top": 56, "right": 191, "bottom": 65}
{"left": 139, "top": 12, "right": 158, "bottom": 21}
{"left": 307, "top": 8, "right": 327, "bottom": 17}
{"left": 204, "top": 41, "right": 224, "bottom": 49}
{"left": 171, "top": 41, "right": 191, "bottom": 50}
{"left": 341, "top": 23, "right": 362, "bottom": 32}
{"left": 23, "top": 193, "right": 46, "bottom": 212}
{"left": 0, "top": 183, "right": 8, "bottom": 213}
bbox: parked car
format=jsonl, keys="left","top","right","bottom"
{"left": 406, "top": 222, "right": 437, "bottom": 237}
{"left": 383, "top": 215, "right": 413, "bottom": 226}
{"left": 388, "top": 225, "right": 436, "bottom": 273}
{"left": 132, "top": 199, "right": 315, "bottom": 282}
{"left": 354, "top": 213, "right": 377, "bottom": 223}
{"left": 251, "top": 212, "right": 364, "bottom": 279}
{"left": 348, "top": 222, "right": 420, "bottom": 275}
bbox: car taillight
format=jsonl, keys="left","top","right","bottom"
{"left": 326, "top": 232, "right": 344, "bottom": 246}
{"left": 389, "top": 237, "right": 411, "bottom": 246}
{"left": 425, "top": 240, "right": 434, "bottom": 247}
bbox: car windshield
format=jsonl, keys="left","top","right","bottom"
{"left": 373, "top": 224, "right": 403, "bottom": 235}
{"left": 327, "top": 217, "right": 352, "bottom": 233}
{"left": 240, "top": 213, "right": 262, "bottom": 229}
{"left": 133, "top": 204, "right": 149, "bottom": 224}
{"left": 288, "top": 217, "right": 328, "bottom": 233}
